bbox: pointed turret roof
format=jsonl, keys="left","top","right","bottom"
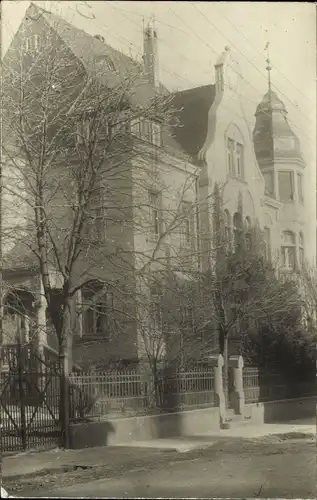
{"left": 253, "top": 90, "right": 303, "bottom": 163}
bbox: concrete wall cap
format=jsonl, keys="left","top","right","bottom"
{"left": 229, "top": 355, "right": 244, "bottom": 368}
{"left": 207, "top": 354, "right": 224, "bottom": 367}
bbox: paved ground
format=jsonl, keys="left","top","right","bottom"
{"left": 3, "top": 418, "right": 316, "bottom": 498}
{"left": 7, "top": 437, "right": 316, "bottom": 498}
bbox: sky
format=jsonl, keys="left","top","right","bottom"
{"left": 2, "top": 0, "right": 316, "bottom": 173}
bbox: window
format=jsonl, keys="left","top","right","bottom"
{"left": 299, "top": 232, "right": 304, "bottom": 267}
{"left": 142, "top": 119, "right": 152, "bottom": 142}
{"left": 236, "top": 143, "right": 244, "bottom": 178}
{"left": 103, "top": 58, "right": 115, "bottom": 72}
{"left": 111, "top": 120, "right": 125, "bottom": 137}
{"left": 150, "top": 284, "right": 162, "bottom": 332}
{"left": 149, "top": 191, "right": 161, "bottom": 238}
{"left": 263, "top": 171, "right": 274, "bottom": 197}
{"left": 233, "top": 212, "right": 242, "bottom": 251}
{"left": 77, "top": 120, "right": 90, "bottom": 145}
{"left": 86, "top": 190, "right": 106, "bottom": 242}
{"left": 90, "top": 206, "right": 106, "bottom": 241}
{"left": 33, "top": 35, "right": 40, "bottom": 51}
{"left": 281, "top": 231, "right": 296, "bottom": 269}
{"left": 245, "top": 216, "right": 252, "bottom": 251}
{"left": 227, "top": 138, "right": 235, "bottom": 176}
{"left": 181, "top": 202, "right": 194, "bottom": 246}
{"left": 297, "top": 173, "right": 304, "bottom": 203}
{"left": 227, "top": 138, "right": 244, "bottom": 179}
{"left": 224, "top": 210, "right": 231, "bottom": 246}
{"left": 215, "top": 65, "right": 224, "bottom": 93}
{"left": 152, "top": 123, "right": 162, "bottom": 147}
{"left": 130, "top": 118, "right": 141, "bottom": 137}
{"left": 278, "top": 171, "right": 295, "bottom": 202}
{"left": 82, "top": 283, "right": 113, "bottom": 338}
{"left": 24, "top": 35, "right": 41, "bottom": 53}
{"left": 263, "top": 227, "right": 271, "bottom": 261}
{"left": 130, "top": 119, "right": 161, "bottom": 146}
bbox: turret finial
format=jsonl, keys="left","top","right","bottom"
{"left": 265, "top": 41, "right": 272, "bottom": 97}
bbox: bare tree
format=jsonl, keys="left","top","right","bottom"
{"left": 184, "top": 182, "right": 303, "bottom": 410}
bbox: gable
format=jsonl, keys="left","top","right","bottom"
{"left": 170, "top": 84, "right": 216, "bottom": 160}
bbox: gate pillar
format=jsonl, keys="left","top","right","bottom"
{"left": 208, "top": 354, "right": 226, "bottom": 425}
{"left": 229, "top": 355, "right": 245, "bottom": 416}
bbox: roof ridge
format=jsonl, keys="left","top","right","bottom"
{"left": 29, "top": 2, "right": 52, "bottom": 16}
{"left": 28, "top": 2, "right": 140, "bottom": 67}
{"left": 173, "top": 83, "right": 215, "bottom": 96}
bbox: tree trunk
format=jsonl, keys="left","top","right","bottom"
{"left": 17, "top": 340, "right": 27, "bottom": 450}
{"left": 223, "top": 334, "right": 229, "bottom": 411}
{"left": 59, "top": 340, "right": 70, "bottom": 448}
{"left": 58, "top": 306, "right": 72, "bottom": 449}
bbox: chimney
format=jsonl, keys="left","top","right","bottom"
{"left": 143, "top": 23, "right": 159, "bottom": 88}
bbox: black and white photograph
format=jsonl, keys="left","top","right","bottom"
{"left": 0, "top": 1, "right": 316, "bottom": 498}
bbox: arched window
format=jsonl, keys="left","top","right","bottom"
{"left": 224, "top": 210, "right": 231, "bottom": 245}
{"left": 281, "top": 231, "right": 296, "bottom": 269}
{"left": 245, "top": 216, "right": 252, "bottom": 251}
{"left": 233, "top": 212, "right": 242, "bottom": 251}
{"left": 299, "top": 232, "right": 304, "bottom": 267}
{"left": 226, "top": 125, "right": 244, "bottom": 179}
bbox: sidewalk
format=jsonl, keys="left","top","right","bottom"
{"left": 3, "top": 418, "right": 315, "bottom": 480}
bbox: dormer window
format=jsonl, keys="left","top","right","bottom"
{"left": 24, "top": 35, "right": 41, "bottom": 53}
{"left": 131, "top": 118, "right": 141, "bottom": 137}
{"left": 130, "top": 118, "right": 162, "bottom": 146}
{"left": 111, "top": 120, "right": 126, "bottom": 137}
{"left": 152, "top": 122, "right": 162, "bottom": 146}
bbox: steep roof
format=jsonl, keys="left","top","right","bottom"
{"left": 254, "top": 90, "right": 303, "bottom": 162}
{"left": 26, "top": 3, "right": 169, "bottom": 99}
{"left": 170, "top": 84, "right": 216, "bottom": 161}
{"left": 256, "top": 90, "right": 287, "bottom": 115}
{"left": 6, "top": 3, "right": 210, "bottom": 163}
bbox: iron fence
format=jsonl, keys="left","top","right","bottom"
{"left": 243, "top": 367, "right": 316, "bottom": 404}
{"left": 156, "top": 366, "right": 216, "bottom": 411}
{"left": 69, "top": 365, "right": 216, "bottom": 420}
{"left": 69, "top": 369, "right": 148, "bottom": 420}
{"left": 0, "top": 369, "right": 61, "bottom": 453}
{"left": 0, "top": 345, "right": 61, "bottom": 453}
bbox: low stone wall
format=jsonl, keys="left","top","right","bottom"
{"left": 245, "top": 396, "right": 316, "bottom": 425}
{"left": 69, "top": 396, "right": 316, "bottom": 449}
{"left": 69, "top": 406, "right": 221, "bottom": 449}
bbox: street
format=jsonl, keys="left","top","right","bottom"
{"left": 9, "top": 436, "right": 316, "bottom": 498}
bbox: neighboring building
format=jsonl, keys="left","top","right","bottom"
{"left": 172, "top": 46, "right": 315, "bottom": 272}
{"left": 1, "top": 3, "right": 315, "bottom": 370}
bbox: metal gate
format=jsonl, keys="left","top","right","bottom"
{"left": 0, "top": 344, "right": 61, "bottom": 453}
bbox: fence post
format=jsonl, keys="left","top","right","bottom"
{"left": 17, "top": 342, "right": 27, "bottom": 451}
{"left": 208, "top": 355, "right": 226, "bottom": 426}
{"left": 229, "top": 355, "right": 245, "bottom": 416}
